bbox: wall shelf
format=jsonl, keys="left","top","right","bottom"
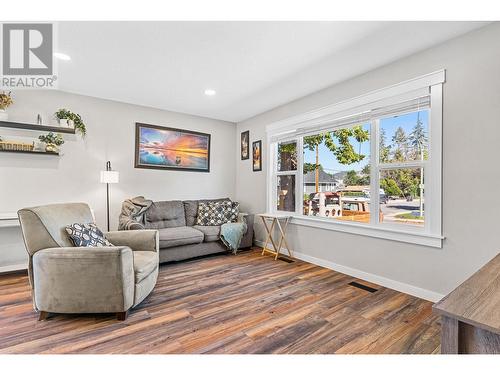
{"left": 0, "top": 120, "right": 75, "bottom": 134}
{"left": 0, "top": 212, "right": 19, "bottom": 228}
{"left": 0, "top": 149, "right": 59, "bottom": 156}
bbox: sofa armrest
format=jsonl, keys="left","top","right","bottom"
{"left": 124, "top": 221, "right": 146, "bottom": 230}
{"left": 238, "top": 213, "right": 254, "bottom": 248}
{"left": 105, "top": 230, "right": 159, "bottom": 252}
{"left": 32, "top": 246, "right": 135, "bottom": 313}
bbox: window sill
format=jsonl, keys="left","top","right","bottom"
{"left": 286, "top": 215, "right": 443, "bottom": 248}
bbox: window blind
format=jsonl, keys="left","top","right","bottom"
{"left": 271, "top": 95, "right": 430, "bottom": 142}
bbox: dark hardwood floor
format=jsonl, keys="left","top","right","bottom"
{"left": 0, "top": 248, "right": 441, "bottom": 354}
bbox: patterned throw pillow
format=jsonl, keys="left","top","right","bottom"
{"left": 65, "top": 223, "right": 114, "bottom": 247}
{"left": 229, "top": 201, "right": 239, "bottom": 222}
{"left": 196, "top": 200, "right": 233, "bottom": 226}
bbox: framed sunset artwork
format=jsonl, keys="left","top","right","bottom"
{"left": 134, "top": 123, "right": 211, "bottom": 172}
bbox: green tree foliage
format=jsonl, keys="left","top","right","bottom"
{"left": 303, "top": 125, "right": 369, "bottom": 166}
{"left": 381, "top": 169, "right": 421, "bottom": 198}
{"left": 361, "top": 164, "right": 370, "bottom": 176}
{"left": 392, "top": 126, "right": 408, "bottom": 160}
{"left": 379, "top": 128, "right": 391, "bottom": 163}
{"left": 344, "top": 169, "right": 369, "bottom": 186}
{"left": 379, "top": 112, "right": 428, "bottom": 198}
{"left": 344, "top": 170, "right": 359, "bottom": 186}
{"left": 277, "top": 141, "right": 297, "bottom": 170}
{"left": 409, "top": 113, "right": 427, "bottom": 160}
{"left": 303, "top": 126, "right": 369, "bottom": 192}
{"left": 303, "top": 162, "right": 322, "bottom": 173}
{"left": 380, "top": 177, "right": 402, "bottom": 197}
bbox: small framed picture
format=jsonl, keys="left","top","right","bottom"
{"left": 241, "top": 130, "right": 249, "bottom": 160}
{"left": 252, "top": 140, "right": 262, "bottom": 172}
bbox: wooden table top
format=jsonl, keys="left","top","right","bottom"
{"left": 257, "top": 213, "right": 293, "bottom": 219}
{"left": 433, "top": 252, "right": 500, "bottom": 334}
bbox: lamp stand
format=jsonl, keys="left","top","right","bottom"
{"left": 106, "top": 182, "right": 110, "bottom": 232}
{"left": 105, "top": 161, "right": 111, "bottom": 232}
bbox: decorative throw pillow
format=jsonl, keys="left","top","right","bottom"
{"left": 196, "top": 200, "right": 233, "bottom": 226}
{"left": 65, "top": 223, "right": 114, "bottom": 247}
{"left": 229, "top": 201, "right": 239, "bottom": 222}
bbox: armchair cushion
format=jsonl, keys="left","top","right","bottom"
{"left": 133, "top": 251, "right": 158, "bottom": 283}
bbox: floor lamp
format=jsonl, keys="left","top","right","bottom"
{"left": 100, "top": 161, "right": 119, "bottom": 231}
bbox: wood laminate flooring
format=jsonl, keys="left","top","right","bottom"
{"left": 0, "top": 248, "right": 441, "bottom": 354}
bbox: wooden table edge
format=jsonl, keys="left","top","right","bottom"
{"left": 432, "top": 305, "right": 500, "bottom": 335}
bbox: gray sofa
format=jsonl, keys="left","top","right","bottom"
{"left": 121, "top": 199, "right": 254, "bottom": 263}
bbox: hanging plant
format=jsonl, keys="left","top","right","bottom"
{"left": 54, "top": 108, "right": 87, "bottom": 137}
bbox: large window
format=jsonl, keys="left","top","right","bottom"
{"left": 267, "top": 71, "right": 443, "bottom": 247}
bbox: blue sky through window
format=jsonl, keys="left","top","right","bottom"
{"left": 303, "top": 110, "right": 429, "bottom": 174}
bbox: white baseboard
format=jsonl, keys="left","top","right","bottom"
{"left": 0, "top": 262, "right": 27, "bottom": 274}
{"left": 255, "top": 240, "right": 444, "bottom": 302}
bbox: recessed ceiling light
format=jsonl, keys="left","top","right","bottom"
{"left": 54, "top": 52, "right": 71, "bottom": 61}
{"left": 204, "top": 89, "right": 216, "bottom": 96}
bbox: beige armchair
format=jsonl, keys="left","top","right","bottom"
{"left": 18, "top": 203, "right": 159, "bottom": 321}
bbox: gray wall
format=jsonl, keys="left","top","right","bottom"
{"left": 0, "top": 90, "right": 236, "bottom": 270}
{"left": 236, "top": 23, "right": 500, "bottom": 299}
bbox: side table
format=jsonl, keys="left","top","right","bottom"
{"left": 258, "top": 213, "right": 293, "bottom": 260}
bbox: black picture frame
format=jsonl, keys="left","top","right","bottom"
{"left": 252, "top": 140, "right": 262, "bottom": 172}
{"left": 134, "top": 122, "right": 211, "bottom": 172}
{"left": 241, "top": 130, "right": 249, "bottom": 160}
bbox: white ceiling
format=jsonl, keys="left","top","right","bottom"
{"left": 56, "top": 21, "right": 487, "bottom": 123}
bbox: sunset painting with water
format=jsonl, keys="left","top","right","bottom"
{"left": 135, "top": 123, "right": 210, "bottom": 172}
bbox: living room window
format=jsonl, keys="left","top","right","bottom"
{"left": 267, "top": 71, "right": 444, "bottom": 247}
{"left": 276, "top": 140, "right": 298, "bottom": 212}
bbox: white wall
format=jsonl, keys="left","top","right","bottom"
{"left": 235, "top": 23, "right": 500, "bottom": 300}
{"left": 0, "top": 90, "right": 236, "bottom": 270}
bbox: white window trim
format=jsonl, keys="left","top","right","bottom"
{"left": 266, "top": 70, "right": 445, "bottom": 248}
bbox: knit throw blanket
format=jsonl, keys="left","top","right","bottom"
{"left": 220, "top": 221, "right": 247, "bottom": 254}
{"left": 118, "top": 196, "right": 153, "bottom": 230}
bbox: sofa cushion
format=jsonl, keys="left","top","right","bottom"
{"left": 183, "top": 200, "right": 199, "bottom": 226}
{"left": 145, "top": 201, "right": 186, "bottom": 229}
{"left": 133, "top": 251, "right": 159, "bottom": 283}
{"left": 184, "top": 198, "right": 231, "bottom": 226}
{"left": 229, "top": 201, "right": 239, "bottom": 222}
{"left": 193, "top": 225, "right": 221, "bottom": 242}
{"left": 196, "top": 201, "right": 233, "bottom": 226}
{"left": 158, "top": 226, "right": 204, "bottom": 249}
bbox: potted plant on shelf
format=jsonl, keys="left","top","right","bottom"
{"left": 0, "top": 91, "right": 13, "bottom": 121}
{"left": 54, "top": 109, "right": 87, "bottom": 137}
{"left": 39, "top": 132, "right": 64, "bottom": 153}
{"left": 54, "top": 109, "right": 72, "bottom": 128}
